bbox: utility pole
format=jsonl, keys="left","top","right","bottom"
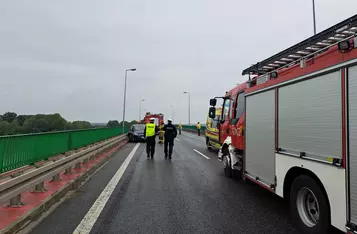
{"left": 122, "top": 68, "right": 136, "bottom": 133}
{"left": 183, "top": 92, "right": 191, "bottom": 125}
{"left": 170, "top": 105, "right": 174, "bottom": 123}
{"left": 139, "top": 99, "right": 145, "bottom": 121}
{"left": 312, "top": 0, "right": 316, "bottom": 35}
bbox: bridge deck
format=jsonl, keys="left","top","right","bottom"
{"left": 28, "top": 132, "right": 299, "bottom": 234}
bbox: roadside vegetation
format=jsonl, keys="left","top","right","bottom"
{"left": 0, "top": 112, "right": 138, "bottom": 136}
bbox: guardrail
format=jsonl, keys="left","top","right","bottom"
{"left": 0, "top": 127, "right": 128, "bottom": 174}
{"left": 0, "top": 134, "right": 127, "bottom": 208}
{"left": 180, "top": 125, "right": 206, "bottom": 134}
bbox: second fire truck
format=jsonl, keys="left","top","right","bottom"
{"left": 143, "top": 112, "right": 164, "bottom": 126}
{"left": 209, "top": 14, "right": 357, "bottom": 234}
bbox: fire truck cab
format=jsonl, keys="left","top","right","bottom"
{"left": 209, "top": 14, "right": 357, "bottom": 234}
{"left": 209, "top": 83, "right": 246, "bottom": 173}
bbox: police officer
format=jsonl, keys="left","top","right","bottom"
{"left": 144, "top": 118, "right": 158, "bottom": 159}
{"left": 163, "top": 118, "right": 177, "bottom": 159}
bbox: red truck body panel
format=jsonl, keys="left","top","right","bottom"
{"left": 143, "top": 113, "right": 164, "bottom": 126}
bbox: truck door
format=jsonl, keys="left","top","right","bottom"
{"left": 220, "top": 97, "right": 232, "bottom": 143}
{"left": 231, "top": 92, "right": 245, "bottom": 150}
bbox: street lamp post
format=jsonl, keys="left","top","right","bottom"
{"left": 170, "top": 105, "right": 174, "bottom": 123}
{"left": 139, "top": 99, "right": 145, "bottom": 121}
{"left": 312, "top": 0, "right": 316, "bottom": 35}
{"left": 183, "top": 92, "right": 190, "bottom": 125}
{"left": 122, "top": 68, "right": 136, "bottom": 133}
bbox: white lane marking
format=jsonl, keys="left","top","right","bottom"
{"left": 175, "top": 138, "right": 180, "bottom": 141}
{"left": 193, "top": 149, "right": 210, "bottom": 160}
{"left": 73, "top": 143, "right": 140, "bottom": 234}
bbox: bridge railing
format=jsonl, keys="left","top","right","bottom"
{"left": 180, "top": 125, "right": 206, "bottom": 134}
{"left": 0, "top": 127, "right": 128, "bottom": 173}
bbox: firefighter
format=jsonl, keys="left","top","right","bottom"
{"left": 197, "top": 122, "right": 201, "bottom": 136}
{"left": 163, "top": 118, "right": 177, "bottom": 159}
{"left": 158, "top": 120, "right": 165, "bottom": 144}
{"left": 178, "top": 123, "right": 182, "bottom": 135}
{"left": 144, "top": 118, "right": 158, "bottom": 159}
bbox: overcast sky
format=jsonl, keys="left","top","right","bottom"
{"left": 0, "top": 1, "right": 356, "bottom": 124}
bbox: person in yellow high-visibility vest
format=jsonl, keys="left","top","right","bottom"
{"left": 197, "top": 122, "right": 201, "bottom": 136}
{"left": 144, "top": 118, "right": 158, "bottom": 159}
{"left": 178, "top": 123, "right": 182, "bottom": 135}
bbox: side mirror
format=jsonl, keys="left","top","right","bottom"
{"left": 208, "top": 107, "right": 216, "bottom": 119}
{"left": 209, "top": 98, "right": 217, "bottom": 107}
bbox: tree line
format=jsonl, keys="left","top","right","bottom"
{"left": 0, "top": 112, "right": 139, "bottom": 136}
{"left": 106, "top": 120, "right": 139, "bottom": 128}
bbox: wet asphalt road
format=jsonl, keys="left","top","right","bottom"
{"left": 31, "top": 132, "right": 321, "bottom": 234}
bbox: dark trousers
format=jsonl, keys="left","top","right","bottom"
{"left": 146, "top": 136, "right": 156, "bottom": 157}
{"left": 197, "top": 129, "right": 201, "bottom": 136}
{"left": 164, "top": 139, "right": 174, "bottom": 157}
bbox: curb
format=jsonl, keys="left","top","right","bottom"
{"left": 0, "top": 139, "right": 128, "bottom": 234}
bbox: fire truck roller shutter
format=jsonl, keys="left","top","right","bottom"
{"left": 245, "top": 89, "right": 275, "bottom": 186}
{"left": 348, "top": 65, "right": 357, "bottom": 225}
{"left": 278, "top": 71, "right": 342, "bottom": 162}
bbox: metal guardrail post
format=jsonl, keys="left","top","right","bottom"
{"left": 89, "top": 153, "right": 96, "bottom": 160}
{"left": 74, "top": 162, "right": 81, "bottom": 169}
{"left": 65, "top": 167, "right": 72, "bottom": 174}
{"left": 33, "top": 181, "right": 46, "bottom": 192}
{"left": 51, "top": 173, "right": 61, "bottom": 182}
{"left": 9, "top": 194, "right": 23, "bottom": 207}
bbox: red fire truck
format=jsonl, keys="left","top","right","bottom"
{"left": 143, "top": 112, "right": 164, "bottom": 126}
{"left": 209, "top": 14, "right": 357, "bottom": 234}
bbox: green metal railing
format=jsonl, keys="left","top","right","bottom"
{"left": 0, "top": 127, "right": 128, "bottom": 173}
{"left": 180, "top": 125, "right": 206, "bottom": 134}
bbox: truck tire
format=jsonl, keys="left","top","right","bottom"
{"left": 223, "top": 155, "right": 233, "bottom": 177}
{"left": 290, "top": 175, "right": 330, "bottom": 234}
{"left": 206, "top": 138, "right": 212, "bottom": 151}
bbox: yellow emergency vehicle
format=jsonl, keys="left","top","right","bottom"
{"left": 205, "top": 107, "right": 222, "bottom": 150}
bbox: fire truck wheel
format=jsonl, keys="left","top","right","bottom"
{"left": 223, "top": 155, "right": 233, "bottom": 177}
{"left": 290, "top": 175, "right": 330, "bottom": 234}
{"left": 206, "top": 138, "right": 212, "bottom": 151}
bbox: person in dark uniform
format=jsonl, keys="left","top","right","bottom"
{"left": 144, "top": 118, "right": 158, "bottom": 159}
{"left": 163, "top": 118, "right": 177, "bottom": 159}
